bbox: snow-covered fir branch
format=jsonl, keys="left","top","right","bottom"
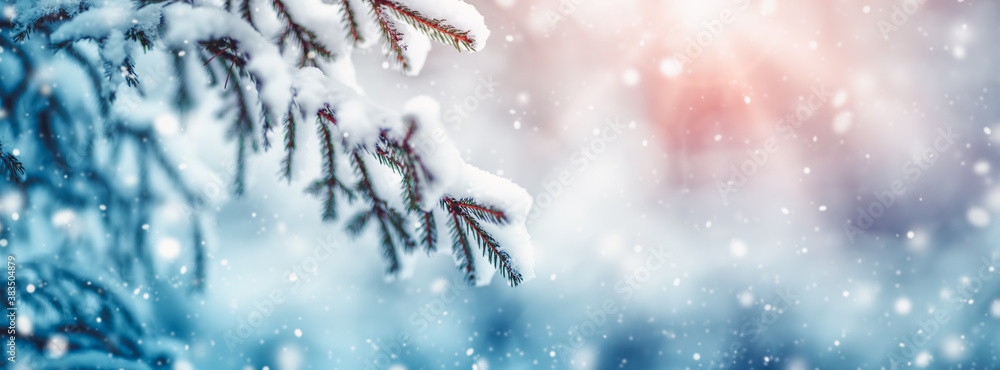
{"left": 0, "top": 0, "right": 533, "bottom": 366}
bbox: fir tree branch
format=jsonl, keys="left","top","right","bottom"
{"left": 199, "top": 38, "right": 249, "bottom": 90}
{"left": 376, "top": 120, "right": 432, "bottom": 212}
{"left": 304, "top": 110, "right": 346, "bottom": 221}
{"left": 125, "top": 28, "right": 154, "bottom": 52}
{"left": 373, "top": 135, "right": 422, "bottom": 211}
{"left": 261, "top": 104, "right": 275, "bottom": 150}
{"left": 376, "top": 213, "right": 401, "bottom": 273}
{"left": 0, "top": 142, "right": 25, "bottom": 184}
{"left": 447, "top": 197, "right": 509, "bottom": 225}
{"left": 52, "top": 42, "right": 113, "bottom": 118}
{"left": 446, "top": 201, "right": 476, "bottom": 284}
{"left": 10, "top": 4, "right": 89, "bottom": 42}
{"left": 197, "top": 39, "right": 263, "bottom": 197}
{"left": 317, "top": 115, "right": 338, "bottom": 219}
{"left": 239, "top": 0, "right": 255, "bottom": 25}
{"left": 443, "top": 197, "right": 523, "bottom": 286}
{"left": 339, "top": 0, "right": 365, "bottom": 46}
{"left": 19, "top": 263, "right": 149, "bottom": 360}
{"left": 396, "top": 123, "right": 424, "bottom": 211}
{"left": 373, "top": 144, "right": 405, "bottom": 175}
{"left": 347, "top": 209, "right": 373, "bottom": 236}
{"left": 373, "top": 0, "right": 477, "bottom": 51}
{"left": 136, "top": 0, "right": 193, "bottom": 9}
{"left": 173, "top": 51, "right": 195, "bottom": 112}
{"left": 420, "top": 210, "right": 437, "bottom": 252}
{"left": 368, "top": 0, "right": 409, "bottom": 71}
{"left": 5, "top": 0, "right": 528, "bottom": 296}
{"left": 318, "top": 108, "right": 339, "bottom": 126}
{"left": 0, "top": 35, "right": 32, "bottom": 135}
{"left": 117, "top": 58, "right": 140, "bottom": 88}
{"left": 225, "top": 75, "right": 257, "bottom": 196}
{"left": 272, "top": 0, "right": 336, "bottom": 67}
{"left": 189, "top": 223, "right": 206, "bottom": 294}
{"left": 388, "top": 205, "right": 416, "bottom": 252}
{"left": 350, "top": 150, "right": 416, "bottom": 273}
{"left": 279, "top": 105, "right": 298, "bottom": 182}
{"left": 119, "top": 125, "right": 201, "bottom": 204}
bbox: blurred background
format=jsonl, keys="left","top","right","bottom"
{"left": 5, "top": 0, "right": 1000, "bottom": 369}
{"left": 324, "top": 0, "right": 999, "bottom": 368}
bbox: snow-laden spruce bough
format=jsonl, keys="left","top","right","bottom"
{"left": 10, "top": 0, "right": 535, "bottom": 285}
{"left": 166, "top": 0, "right": 535, "bottom": 287}
{"left": 1, "top": 0, "right": 533, "bottom": 365}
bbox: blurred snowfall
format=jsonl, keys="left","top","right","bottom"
{"left": 52, "top": 0, "right": 1000, "bottom": 369}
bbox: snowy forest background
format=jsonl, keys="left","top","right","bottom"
{"left": 3, "top": 0, "right": 1000, "bottom": 369}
